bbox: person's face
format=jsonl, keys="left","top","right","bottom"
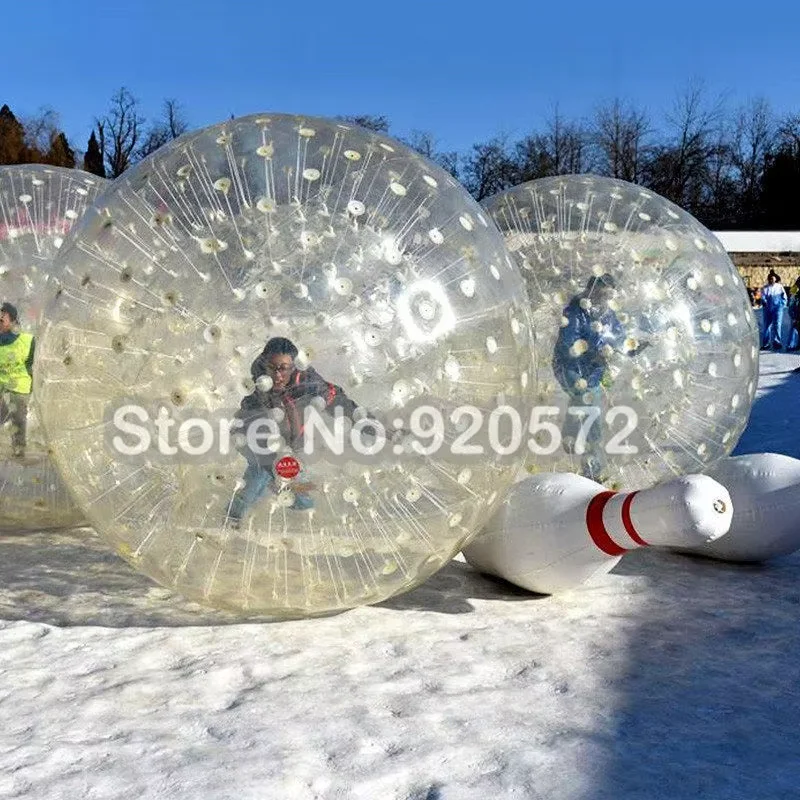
{"left": 0, "top": 312, "right": 13, "bottom": 333}
{"left": 597, "top": 286, "right": 615, "bottom": 305}
{"left": 768, "top": 275, "right": 776, "bottom": 284}
{"left": 267, "top": 354, "right": 294, "bottom": 389}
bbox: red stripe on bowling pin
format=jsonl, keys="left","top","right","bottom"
{"left": 621, "top": 492, "right": 649, "bottom": 546}
{"left": 585, "top": 490, "right": 650, "bottom": 556}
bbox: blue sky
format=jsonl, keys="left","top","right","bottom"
{"left": 5, "top": 0, "right": 800, "bottom": 155}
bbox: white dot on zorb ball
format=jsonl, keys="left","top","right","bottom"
{"left": 343, "top": 487, "right": 360, "bottom": 504}
{"left": 483, "top": 174, "right": 758, "bottom": 489}
{"left": 34, "top": 112, "right": 534, "bottom": 617}
{"left": 418, "top": 299, "right": 437, "bottom": 320}
{"left": 0, "top": 164, "right": 109, "bottom": 530}
{"left": 334, "top": 277, "right": 352, "bottom": 295}
{"left": 347, "top": 200, "right": 365, "bottom": 217}
{"left": 203, "top": 324, "right": 221, "bottom": 343}
{"left": 405, "top": 487, "right": 422, "bottom": 503}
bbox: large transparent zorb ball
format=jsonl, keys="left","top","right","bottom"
{"left": 0, "top": 164, "right": 107, "bottom": 529}
{"left": 36, "top": 113, "right": 534, "bottom": 616}
{"left": 484, "top": 175, "right": 758, "bottom": 489}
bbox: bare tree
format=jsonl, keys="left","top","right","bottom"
{"left": 402, "top": 129, "right": 460, "bottom": 179}
{"left": 13, "top": 107, "right": 75, "bottom": 167}
{"left": 461, "top": 135, "right": 518, "bottom": 200}
{"left": 514, "top": 133, "right": 553, "bottom": 181}
{"left": 20, "top": 107, "right": 61, "bottom": 157}
{"left": 729, "top": 97, "right": 776, "bottom": 224}
{"left": 403, "top": 129, "right": 437, "bottom": 159}
{"left": 96, "top": 87, "right": 144, "bottom": 178}
{"left": 546, "top": 106, "right": 590, "bottom": 175}
{"left": 591, "top": 98, "right": 650, "bottom": 182}
{"left": 516, "top": 106, "right": 590, "bottom": 182}
{"left": 138, "top": 99, "right": 189, "bottom": 159}
{"left": 336, "top": 114, "right": 390, "bottom": 133}
{"left": 645, "top": 80, "right": 724, "bottom": 213}
{"left": 777, "top": 112, "right": 800, "bottom": 156}
{"left": 702, "top": 126, "right": 737, "bottom": 228}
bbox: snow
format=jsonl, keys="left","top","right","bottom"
{"left": 2, "top": 354, "right": 800, "bottom": 800}
{"left": 712, "top": 230, "right": 800, "bottom": 253}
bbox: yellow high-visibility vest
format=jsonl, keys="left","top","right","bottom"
{"left": 0, "top": 333, "right": 33, "bottom": 395}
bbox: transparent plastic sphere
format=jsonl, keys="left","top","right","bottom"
{"left": 483, "top": 175, "right": 758, "bottom": 489}
{"left": 36, "top": 113, "right": 534, "bottom": 616}
{"left": 0, "top": 164, "right": 108, "bottom": 529}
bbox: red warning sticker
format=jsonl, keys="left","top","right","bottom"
{"left": 274, "top": 455, "right": 301, "bottom": 480}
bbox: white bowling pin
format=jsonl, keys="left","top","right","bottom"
{"left": 463, "top": 472, "right": 732, "bottom": 594}
{"left": 673, "top": 453, "right": 800, "bottom": 562}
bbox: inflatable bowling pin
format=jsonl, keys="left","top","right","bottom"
{"left": 463, "top": 472, "right": 732, "bottom": 594}
{"left": 673, "top": 453, "right": 800, "bottom": 562}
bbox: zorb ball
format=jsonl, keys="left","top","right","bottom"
{"left": 0, "top": 164, "right": 107, "bottom": 529}
{"left": 36, "top": 113, "right": 534, "bottom": 616}
{"left": 483, "top": 175, "right": 758, "bottom": 489}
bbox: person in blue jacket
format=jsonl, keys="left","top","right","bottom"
{"left": 787, "top": 276, "right": 800, "bottom": 351}
{"left": 552, "top": 274, "right": 648, "bottom": 481}
{"left": 760, "top": 271, "right": 788, "bottom": 351}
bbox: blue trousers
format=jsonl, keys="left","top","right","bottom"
{"left": 561, "top": 383, "right": 606, "bottom": 480}
{"left": 228, "top": 462, "right": 314, "bottom": 520}
{"left": 762, "top": 306, "right": 785, "bottom": 349}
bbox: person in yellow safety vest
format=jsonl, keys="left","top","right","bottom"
{"left": 0, "top": 302, "right": 34, "bottom": 458}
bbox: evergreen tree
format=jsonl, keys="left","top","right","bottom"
{"left": 0, "top": 104, "right": 28, "bottom": 164}
{"left": 760, "top": 148, "right": 800, "bottom": 229}
{"left": 45, "top": 132, "right": 75, "bottom": 168}
{"left": 83, "top": 130, "right": 105, "bottom": 177}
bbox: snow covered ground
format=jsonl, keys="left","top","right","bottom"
{"left": 2, "top": 353, "right": 800, "bottom": 800}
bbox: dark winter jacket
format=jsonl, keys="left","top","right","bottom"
{"left": 235, "top": 366, "right": 364, "bottom": 468}
{"left": 552, "top": 300, "right": 626, "bottom": 392}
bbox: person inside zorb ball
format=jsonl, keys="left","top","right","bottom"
{"left": 36, "top": 113, "right": 534, "bottom": 616}
{"left": 0, "top": 164, "right": 107, "bottom": 529}
{"left": 483, "top": 175, "right": 759, "bottom": 489}
{"left": 227, "top": 335, "right": 380, "bottom": 522}
{"left": 0, "top": 300, "right": 33, "bottom": 459}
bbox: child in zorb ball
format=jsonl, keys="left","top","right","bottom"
{"left": 551, "top": 274, "right": 650, "bottom": 482}
{"left": 227, "top": 336, "right": 375, "bottom": 525}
